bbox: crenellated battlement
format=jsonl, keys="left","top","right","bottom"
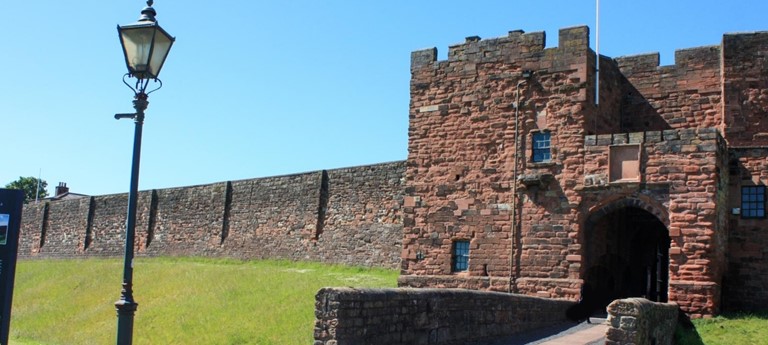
{"left": 615, "top": 44, "right": 723, "bottom": 133}
{"left": 411, "top": 25, "right": 590, "bottom": 70}
{"left": 615, "top": 45, "right": 720, "bottom": 74}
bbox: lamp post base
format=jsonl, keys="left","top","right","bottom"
{"left": 115, "top": 283, "right": 138, "bottom": 344}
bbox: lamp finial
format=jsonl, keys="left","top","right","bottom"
{"left": 138, "top": 0, "right": 157, "bottom": 22}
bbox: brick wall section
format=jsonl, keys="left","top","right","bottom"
{"left": 402, "top": 124, "right": 724, "bottom": 314}
{"left": 403, "top": 26, "right": 596, "bottom": 295}
{"left": 221, "top": 172, "right": 321, "bottom": 260}
{"left": 582, "top": 128, "right": 725, "bottom": 316}
{"left": 316, "top": 165, "right": 403, "bottom": 267}
{"left": 313, "top": 287, "right": 573, "bottom": 345}
{"left": 725, "top": 148, "right": 768, "bottom": 311}
{"left": 38, "top": 197, "right": 91, "bottom": 257}
{"left": 18, "top": 202, "right": 46, "bottom": 255}
{"left": 87, "top": 193, "right": 134, "bottom": 257}
{"left": 143, "top": 184, "right": 227, "bottom": 257}
{"left": 616, "top": 46, "right": 722, "bottom": 132}
{"left": 19, "top": 162, "right": 405, "bottom": 269}
{"left": 720, "top": 30, "right": 768, "bottom": 311}
{"left": 605, "top": 298, "right": 678, "bottom": 345}
{"left": 722, "top": 32, "right": 768, "bottom": 146}
{"left": 593, "top": 55, "right": 625, "bottom": 134}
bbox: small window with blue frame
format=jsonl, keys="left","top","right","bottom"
{"left": 532, "top": 131, "right": 551, "bottom": 163}
{"left": 452, "top": 240, "right": 470, "bottom": 272}
{"left": 741, "top": 186, "right": 766, "bottom": 219}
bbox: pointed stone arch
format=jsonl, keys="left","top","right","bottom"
{"left": 585, "top": 194, "right": 669, "bottom": 229}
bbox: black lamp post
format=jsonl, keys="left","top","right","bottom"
{"left": 115, "top": 1, "right": 174, "bottom": 344}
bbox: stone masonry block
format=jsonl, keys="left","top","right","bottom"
{"left": 663, "top": 130, "right": 680, "bottom": 141}
{"left": 628, "top": 132, "right": 645, "bottom": 144}
{"left": 411, "top": 48, "right": 437, "bottom": 69}
{"left": 597, "top": 134, "right": 612, "bottom": 145}
{"left": 612, "top": 133, "right": 629, "bottom": 145}
{"left": 619, "top": 316, "right": 638, "bottom": 330}
{"left": 645, "top": 131, "right": 662, "bottom": 143}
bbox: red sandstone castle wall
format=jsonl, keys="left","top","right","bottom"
{"left": 726, "top": 148, "right": 768, "bottom": 311}
{"left": 222, "top": 172, "right": 322, "bottom": 259}
{"left": 402, "top": 26, "right": 597, "bottom": 293}
{"left": 19, "top": 162, "right": 405, "bottom": 268}
{"left": 722, "top": 32, "right": 768, "bottom": 146}
{"left": 401, "top": 25, "right": 751, "bottom": 316}
{"left": 721, "top": 31, "right": 768, "bottom": 312}
{"left": 88, "top": 194, "right": 136, "bottom": 256}
{"left": 320, "top": 166, "right": 403, "bottom": 267}
{"left": 616, "top": 46, "right": 722, "bottom": 132}
{"left": 581, "top": 129, "right": 726, "bottom": 316}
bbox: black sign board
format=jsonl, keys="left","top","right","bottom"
{"left": 0, "top": 189, "right": 23, "bottom": 345}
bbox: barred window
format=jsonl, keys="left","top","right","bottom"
{"left": 742, "top": 186, "right": 766, "bottom": 219}
{"left": 452, "top": 240, "right": 470, "bottom": 272}
{"left": 532, "top": 132, "right": 551, "bottom": 162}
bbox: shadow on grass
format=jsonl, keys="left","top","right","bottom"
{"left": 675, "top": 325, "right": 705, "bottom": 345}
{"left": 675, "top": 309, "right": 705, "bottom": 345}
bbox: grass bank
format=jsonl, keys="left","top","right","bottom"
{"left": 10, "top": 258, "right": 398, "bottom": 345}
{"left": 10, "top": 258, "right": 767, "bottom": 344}
{"left": 677, "top": 312, "right": 768, "bottom": 345}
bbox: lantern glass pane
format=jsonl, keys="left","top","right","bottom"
{"left": 120, "top": 26, "right": 155, "bottom": 76}
{"left": 148, "top": 29, "right": 173, "bottom": 78}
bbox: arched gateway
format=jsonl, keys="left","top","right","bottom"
{"left": 582, "top": 200, "right": 671, "bottom": 310}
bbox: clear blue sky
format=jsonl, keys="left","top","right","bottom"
{"left": 2, "top": 0, "right": 767, "bottom": 196}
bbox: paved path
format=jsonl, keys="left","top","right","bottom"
{"left": 482, "top": 319, "right": 608, "bottom": 345}
{"left": 529, "top": 322, "right": 607, "bottom": 345}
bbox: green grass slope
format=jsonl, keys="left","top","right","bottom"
{"left": 677, "top": 312, "right": 768, "bottom": 345}
{"left": 11, "top": 258, "right": 768, "bottom": 345}
{"left": 9, "top": 258, "right": 398, "bottom": 345}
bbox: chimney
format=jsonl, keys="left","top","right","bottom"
{"left": 55, "top": 182, "right": 69, "bottom": 196}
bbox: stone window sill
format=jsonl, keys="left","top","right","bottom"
{"left": 528, "top": 161, "right": 556, "bottom": 168}
{"left": 610, "top": 179, "right": 640, "bottom": 184}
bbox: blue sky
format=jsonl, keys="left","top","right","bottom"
{"left": 2, "top": 0, "right": 767, "bottom": 196}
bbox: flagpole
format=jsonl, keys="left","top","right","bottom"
{"left": 35, "top": 168, "right": 41, "bottom": 203}
{"left": 595, "top": 0, "right": 600, "bottom": 105}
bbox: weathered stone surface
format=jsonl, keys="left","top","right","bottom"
{"left": 314, "top": 287, "right": 573, "bottom": 345}
{"left": 20, "top": 162, "right": 406, "bottom": 269}
{"left": 402, "top": 26, "right": 768, "bottom": 317}
{"left": 606, "top": 298, "right": 678, "bottom": 345}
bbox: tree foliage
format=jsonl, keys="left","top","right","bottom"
{"left": 5, "top": 176, "right": 48, "bottom": 203}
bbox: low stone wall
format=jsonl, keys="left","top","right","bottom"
{"left": 606, "top": 298, "right": 678, "bottom": 345}
{"left": 314, "top": 287, "right": 573, "bottom": 345}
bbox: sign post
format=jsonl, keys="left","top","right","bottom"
{"left": 0, "top": 189, "right": 23, "bottom": 345}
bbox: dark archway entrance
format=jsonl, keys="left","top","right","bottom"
{"left": 583, "top": 206, "right": 670, "bottom": 308}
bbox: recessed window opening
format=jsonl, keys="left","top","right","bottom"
{"left": 609, "top": 145, "right": 641, "bottom": 182}
{"left": 741, "top": 186, "right": 766, "bottom": 219}
{"left": 532, "top": 132, "right": 551, "bottom": 162}
{"left": 452, "top": 240, "right": 470, "bottom": 272}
